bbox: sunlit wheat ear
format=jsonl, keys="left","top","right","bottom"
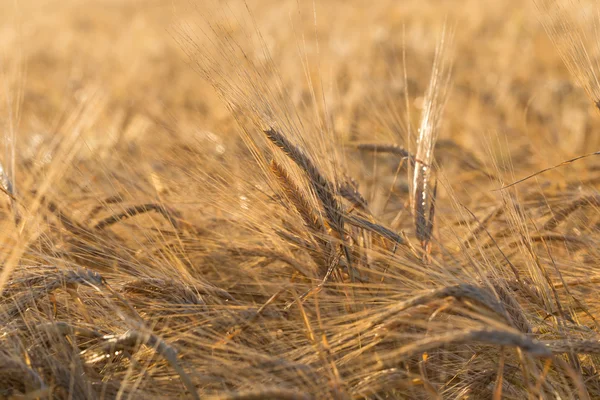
{"left": 269, "top": 160, "right": 326, "bottom": 238}
{"left": 497, "top": 150, "right": 600, "bottom": 190}
{"left": 270, "top": 160, "right": 331, "bottom": 272}
{"left": 412, "top": 25, "right": 453, "bottom": 250}
{"left": 263, "top": 128, "right": 355, "bottom": 278}
{"left": 535, "top": 0, "right": 600, "bottom": 108}
{"left": 263, "top": 128, "right": 344, "bottom": 237}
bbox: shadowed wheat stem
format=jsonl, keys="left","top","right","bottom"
{"left": 207, "top": 388, "right": 313, "bottom": 400}
{"left": 84, "top": 329, "right": 199, "bottom": 400}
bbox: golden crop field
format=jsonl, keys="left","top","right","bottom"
{"left": 0, "top": 0, "right": 599, "bottom": 398}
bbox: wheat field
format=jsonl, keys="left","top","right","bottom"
{"left": 0, "top": 0, "right": 599, "bottom": 399}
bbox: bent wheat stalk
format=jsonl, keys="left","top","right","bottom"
{"left": 333, "top": 284, "right": 514, "bottom": 348}
{"left": 94, "top": 203, "right": 180, "bottom": 230}
{"left": 374, "top": 284, "right": 509, "bottom": 327}
{"left": 391, "top": 328, "right": 552, "bottom": 360}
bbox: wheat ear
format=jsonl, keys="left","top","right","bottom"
{"left": 543, "top": 194, "right": 600, "bottom": 230}
{"left": 263, "top": 128, "right": 344, "bottom": 236}
{"left": 270, "top": 160, "right": 326, "bottom": 236}
{"left": 264, "top": 128, "right": 354, "bottom": 280}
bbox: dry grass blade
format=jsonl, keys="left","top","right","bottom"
{"left": 356, "top": 140, "right": 498, "bottom": 182}
{"left": 497, "top": 151, "right": 600, "bottom": 190}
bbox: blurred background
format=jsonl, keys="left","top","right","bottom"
{"left": 2, "top": 0, "right": 599, "bottom": 154}
{"left": 0, "top": 0, "right": 599, "bottom": 227}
